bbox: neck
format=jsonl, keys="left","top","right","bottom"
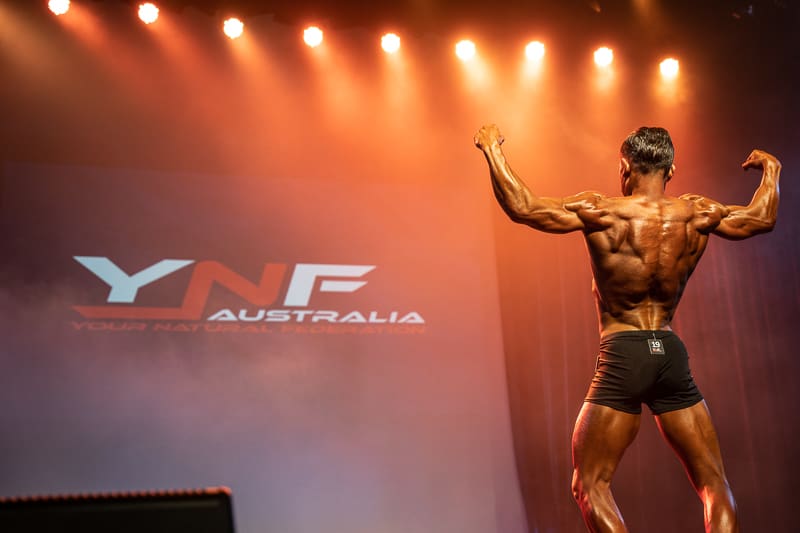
{"left": 630, "top": 172, "right": 666, "bottom": 198}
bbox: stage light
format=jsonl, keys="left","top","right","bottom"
{"left": 223, "top": 18, "right": 244, "bottom": 39}
{"left": 381, "top": 33, "right": 401, "bottom": 54}
{"left": 304, "top": 26, "right": 323, "bottom": 48}
{"left": 455, "top": 40, "right": 476, "bottom": 61}
{"left": 525, "top": 41, "right": 545, "bottom": 61}
{"left": 48, "top": 0, "right": 70, "bottom": 15}
{"left": 594, "top": 47, "right": 614, "bottom": 67}
{"left": 660, "top": 58, "right": 679, "bottom": 79}
{"left": 138, "top": 3, "right": 159, "bottom": 25}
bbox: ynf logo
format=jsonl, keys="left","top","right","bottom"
{"left": 72, "top": 257, "right": 375, "bottom": 320}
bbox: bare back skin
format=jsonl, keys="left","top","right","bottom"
{"left": 575, "top": 192, "right": 713, "bottom": 335}
{"left": 474, "top": 123, "right": 780, "bottom": 533}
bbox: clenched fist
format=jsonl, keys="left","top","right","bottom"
{"left": 474, "top": 124, "right": 504, "bottom": 150}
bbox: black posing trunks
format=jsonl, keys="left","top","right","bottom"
{"left": 584, "top": 330, "right": 704, "bottom": 415}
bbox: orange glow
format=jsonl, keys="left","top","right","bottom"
{"left": 525, "top": 41, "right": 545, "bottom": 61}
{"left": 138, "top": 3, "right": 159, "bottom": 25}
{"left": 594, "top": 46, "right": 614, "bottom": 67}
{"left": 224, "top": 18, "right": 244, "bottom": 39}
{"left": 660, "top": 57, "right": 679, "bottom": 79}
{"left": 48, "top": 0, "right": 70, "bottom": 15}
{"left": 455, "top": 40, "right": 476, "bottom": 61}
{"left": 304, "top": 26, "right": 323, "bottom": 48}
{"left": 381, "top": 33, "right": 401, "bottom": 54}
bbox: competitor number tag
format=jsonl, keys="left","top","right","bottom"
{"left": 648, "top": 338, "right": 666, "bottom": 355}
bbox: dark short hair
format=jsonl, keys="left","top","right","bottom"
{"left": 620, "top": 127, "right": 674, "bottom": 175}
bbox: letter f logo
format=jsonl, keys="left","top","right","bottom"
{"left": 283, "top": 264, "right": 375, "bottom": 306}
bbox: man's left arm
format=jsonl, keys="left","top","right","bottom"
{"left": 686, "top": 150, "right": 781, "bottom": 240}
{"left": 715, "top": 150, "right": 781, "bottom": 239}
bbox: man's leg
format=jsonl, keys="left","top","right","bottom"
{"left": 572, "top": 402, "right": 641, "bottom": 533}
{"left": 655, "top": 401, "right": 739, "bottom": 533}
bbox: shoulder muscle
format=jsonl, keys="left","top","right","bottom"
{"left": 679, "top": 193, "right": 730, "bottom": 233}
{"left": 565, "top": 191, "right": 612, "bottom": 230}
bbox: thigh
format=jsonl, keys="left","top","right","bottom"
{"left": 572, "top": 402, "right": 641, "bottom": 481}
{"left": 654, "top": 401, "right": 727, "bottom": 490}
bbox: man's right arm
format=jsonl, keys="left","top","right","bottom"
{"left": 474, "top": 124, "right": 605, "bottom": 234}
{"left": 687, "top": 150, "right": 781, "bottom": 240}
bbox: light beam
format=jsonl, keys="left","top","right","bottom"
{"left": 660, "top": 58, "right": 679, "bottom": 79}
{"left": 223, "top": 18, "right": 244, "bottom": 39}
{"left": 138, "top": 3, "right": 159, "bottom": 25}
{"left": 525, "top": 41, "right": 545, "bottom": 61}
{"left": 381, "top": 33, "right": 401, "bottom": 54}
{"left": 304, "top": 26, "right": 323, "bottom": 48}
{"left": 455, "top": 40, "right": 476, "bottom": 61}
{"left": 48, "top": 0, "right": 70, "bottom": 16}
{"left": 594, "top": 46, "right": 613, "bottom": 67}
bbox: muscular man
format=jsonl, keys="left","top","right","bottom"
{"left": 474, "top": 124, "right": 780, "bottom": 533}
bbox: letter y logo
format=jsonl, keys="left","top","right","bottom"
{"left": 74, "top": 256, "right": 194, "bottom": 303}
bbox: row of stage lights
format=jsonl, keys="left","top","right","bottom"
{"left": 47, "top": 0, "right": 682, "bottom": 79}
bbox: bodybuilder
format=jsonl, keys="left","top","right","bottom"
{"left": 474, "top": 124, "right": 780, "bottom": 533}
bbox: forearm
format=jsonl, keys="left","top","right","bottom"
{"left": 474, "top": 124, "right": 587, "bottom": 232}
{"left": 743, "top": 159, "right": 781, "bottom": 229}
{"left": 715, "top": 156, "right": 781, "bottom": 239}
{"left": 481, "top": 141, "right": 536, "bottom": 221}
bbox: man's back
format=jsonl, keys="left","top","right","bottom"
{"left": 578, "top": 194, "right": 711, "bottom": 335}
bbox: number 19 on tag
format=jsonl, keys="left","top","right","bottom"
{"left": 648, "top": 338, "right": 666, "bottom": 355}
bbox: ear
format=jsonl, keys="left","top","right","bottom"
{"left": 665, "top": 163, "right": 675, "bottom": 183}
{"left": 619, "top": 157, "right": 631, "bottom": 177}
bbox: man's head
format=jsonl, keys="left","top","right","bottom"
{"left": 619, "top": 127, "right": 675, "bottom": 194}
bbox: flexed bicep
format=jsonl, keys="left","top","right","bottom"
{"left": 690, "top": 150, "right": 781, "bottom": 240}
{"left": 713, "top": 205, "right": 776, "bottom": 240}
